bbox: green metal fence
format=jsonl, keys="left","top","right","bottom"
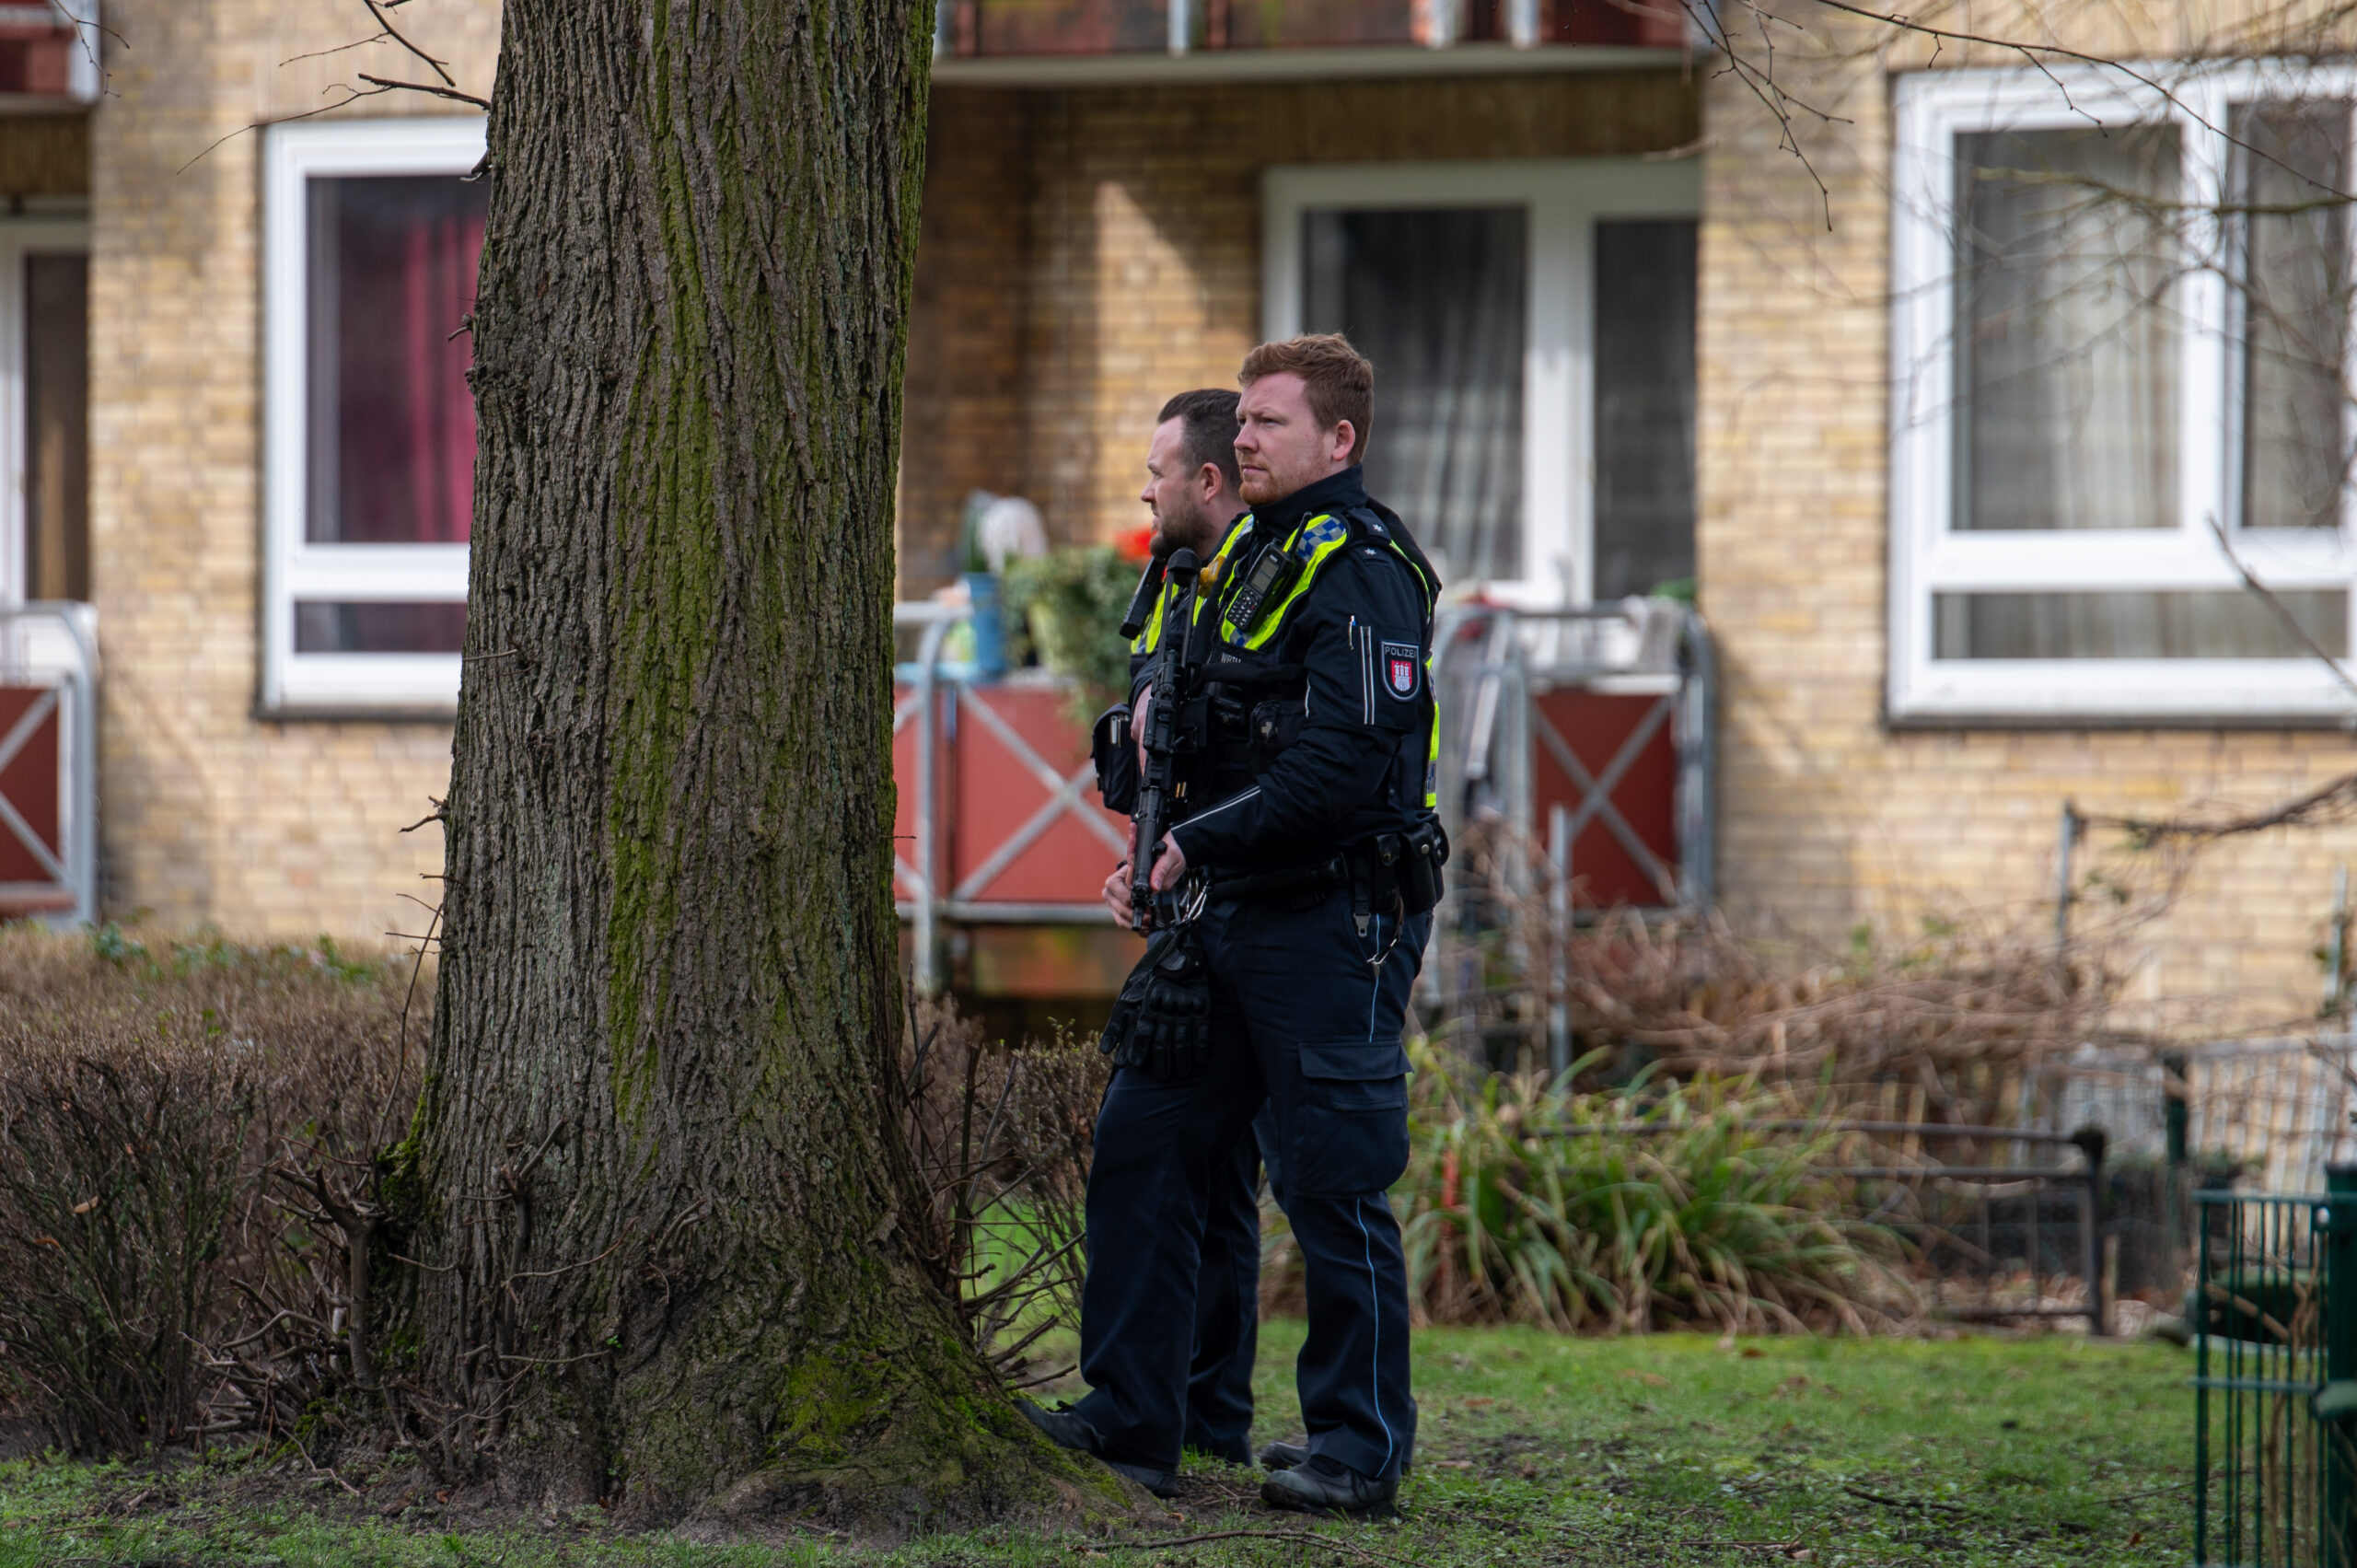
{"left": 2196, "top": 1167, "right": 2357, "bottom": 1567}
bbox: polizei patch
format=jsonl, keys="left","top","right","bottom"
{"left": 1382, "top": 642, "right": 1421, "bottom": 701}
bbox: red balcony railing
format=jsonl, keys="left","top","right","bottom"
{"left": 0, "top": 4, "right": 93, "bottom": 100}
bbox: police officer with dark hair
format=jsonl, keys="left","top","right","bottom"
{"left": 1131, "top": 386, "right": 1276, "bottom": 1472}
{"left": 1025, "top": 335, "right": 1442, "bottom": 1519}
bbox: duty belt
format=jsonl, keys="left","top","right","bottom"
{"left": 1204, "top": 854, "right": 1352, "bottom": 905}
{"left": 1204, "top": 820, "right": 1448, "bottom": 936}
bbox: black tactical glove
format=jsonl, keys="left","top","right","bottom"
{"left": 1098, "top": 923, "right": 1211, "bottom": 1081}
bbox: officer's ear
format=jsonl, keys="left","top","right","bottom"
{"left": 1329, "top": 420, "right": 1358, "bottom": 465}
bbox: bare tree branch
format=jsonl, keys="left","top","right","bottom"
{"left": 1794, "top": 0, "right": 2357, "bottom": 204}
{"left": 359, "top": 0, "right": 456, "bottom": 87}
{"left": 355, "top": 74, "right": 490, "bottom": 110}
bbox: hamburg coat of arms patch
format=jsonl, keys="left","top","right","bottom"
{"left": 1382, "top": 642, "right": 1421, "bottom": 702}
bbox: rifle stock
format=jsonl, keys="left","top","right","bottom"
{"left": 1118, "top": 552, "right": 1168, "bottom": 642}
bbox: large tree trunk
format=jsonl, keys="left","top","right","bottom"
{"left": 410, "top": 0, "right": 1093, "bottom": 1527}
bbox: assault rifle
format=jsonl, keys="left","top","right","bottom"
{"left": 1128, "top": 547, "right": 1202, "bottom": 932}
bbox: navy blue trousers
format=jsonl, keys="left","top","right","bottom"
{"left": 1179, "top": 1109, "right": 1270, "bottom": 1465}
{"left": 1076, "top": 888, "right": 1428, "bottom": 1479}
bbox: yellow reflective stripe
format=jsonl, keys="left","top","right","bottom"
{"left": 1423, "top": 691, "right": 1440, "bottom": 809}
{"left": 1162, "top": 503, "right": 1443, "bottom": 807}
{"left": 1226, "top": 514, "right": 1349, "bottom": 649}
{"left": 1128, "top": 516, "right": 1258, "bottom": 656}
{"left": 1196, "top": 517, "right": 1256, "bottom": 629}
{"left": 1221, "top": 514, "right": 1437, "bottom": 651}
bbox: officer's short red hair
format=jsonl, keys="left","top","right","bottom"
{"left": 1239, "top": 334, "right": 1374, "bottom": 464}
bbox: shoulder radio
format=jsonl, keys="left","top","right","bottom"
{"left": 1220, "top": 539, "right": 1303, "bottom": 642}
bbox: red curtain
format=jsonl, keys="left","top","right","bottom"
{"left": 318, "top": 176, "right": 488, "bottom": 545}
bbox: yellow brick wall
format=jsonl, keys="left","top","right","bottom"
{"left": 1696, "top": 15, "right": 2357, "bottom": 1027}
{"left": 900, "top": 71, "right": 1701, "bottom": 591}
{"left": 100, "top": 1, "right": 2347, "bottom": 1025}
{"left": 90, "top": 0, "right": 498, "bottom": 938}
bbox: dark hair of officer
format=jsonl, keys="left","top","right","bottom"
{"left": 1237, "top": 333, "right": 1374, "bottom": 463}
{"left": 1156, "top": 388, "right": 1243, "bottom": 494}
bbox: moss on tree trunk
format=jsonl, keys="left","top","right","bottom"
{"left": 410, "top": 0, "right": 1110, "bottom": 1529}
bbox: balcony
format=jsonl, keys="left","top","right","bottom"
{"left": 0, "top": 4, "right": 97, "bottom": 106}
{"left": 933, "top": 0, "right": 1688, "bottom": 84}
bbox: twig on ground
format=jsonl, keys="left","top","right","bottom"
{"left": 286, "top": 1430, "right": 363, "bottom": 1498}
{"left": 1841, "top": 1482, "right": 1968, "bottom": 1516}
{"left": 2101, "top": 1478, "right": 2200, "bottom": 1504}
{"left": 1678, "top": 1543, "right": 1805, "bottom": 1554}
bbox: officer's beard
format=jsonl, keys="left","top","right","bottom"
{"left": 1150, "top": 502, "right": 1226, "bottom": 563}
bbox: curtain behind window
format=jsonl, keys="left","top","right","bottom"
{"left": 1304, "top": 206, "right": 1526, "bottom": 586}
{"left": 1954, "top": 124, "right": 2181, "bottom": 531}
{"left": 24, "top": 253, "right": 86, "bottom": 603}
{"left": 306, "top": 174, "right": 487, "bottom": 546}
{"left": 1593, "top": 218, "right": 1697, "bottom": 599}
{"left": 2234, "top": 99, "right": 2351, "bottom": 531}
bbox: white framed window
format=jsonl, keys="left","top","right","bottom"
{"left": 0, "top": 209, "right": 89, "bottom": 607}
{"left": 1262, "top": 158, "right": 1701, "bottom": 606}
{"left": 261, "top": 118, "right": 486, "bottom": 715}
{"left": 1892, "top": 64, "right": 2357, "bottom": 722}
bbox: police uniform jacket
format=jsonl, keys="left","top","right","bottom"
{"left": 1127, "top": 465, "right": 1439, "bottom": 877}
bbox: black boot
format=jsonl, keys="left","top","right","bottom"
{"left": 1260, "top": 1437, "right": 1412, "bottom": 1475}
{"left": 1018, "top": 1400, "right": 1178, "bottom": 1499}
{"left": 1260, "top": 1454, "right": 1398, "bottom": 1518}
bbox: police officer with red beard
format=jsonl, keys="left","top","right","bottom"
{"left": 1026, "top": 337, "right": 1442, "bottom": 1519}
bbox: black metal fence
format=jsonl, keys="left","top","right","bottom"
{"left": 2193, "top": 1169, "right": 2357, "bottom": 1568}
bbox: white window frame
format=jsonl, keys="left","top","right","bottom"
{"left": 1262, "top": 157, "right": 1701, "bottom": 607}
{"left": 0, "top": 207, "right": 87, "bottom": 608}
{"left": 1891, "top": 63, "right": 2357, "bottom": 723}
{"left": 261, "top": 117, "right": 485, "bottom": 716}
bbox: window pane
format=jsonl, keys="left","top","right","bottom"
{"left": 1933, "top": 589, "right": 2344, "bottom": 657}
{"left": 25, "top": 252, "right": 86, "bottom": 602}
{"left": 295, "top": 601, "right": 467, "bottom": 655}
{"left": 2235, "top": 100, "right": 2351, "bottom": 530}
{"left": 1954, "top": 125, "right": 2180, "bottom": 530}
{"left": 1594, "top": 218, "right": 1696, "bottom": 599}
{"left": 306, "top": 174, "right": 487, "bottom": 545}
{"left": 1304, "top": 206, "right": 1525, "bottom": 585}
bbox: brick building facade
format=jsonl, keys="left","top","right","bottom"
{"left": 900, "top": 67, "right": 1698, "bottom": 585}
{"left": 1697, "top": 19, "right": 2357, "bottom": 1022}
{"left": 0, "top": 0, "right": 2342, "bottom": 1028}
{"left": 84, "top": 2, "right": 496, "bottom": 939}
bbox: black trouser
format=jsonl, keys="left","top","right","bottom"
{"left": 1180, "top": 1107, "right": 1274, "bottom": 1465}
{"left": 1075, "top": 888, "right": 1428, "bottom": 1479}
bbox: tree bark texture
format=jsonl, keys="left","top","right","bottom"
{"left": 412, "top": 0, "right": 1095, "bottom": 1527}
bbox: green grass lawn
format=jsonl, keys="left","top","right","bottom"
{"left": 0, "top": 1323, "right": 2189, "bottom": 1566}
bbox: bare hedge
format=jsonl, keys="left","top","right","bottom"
{"left": 0, "top": 926, "right": 419, "bottom": 1453}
